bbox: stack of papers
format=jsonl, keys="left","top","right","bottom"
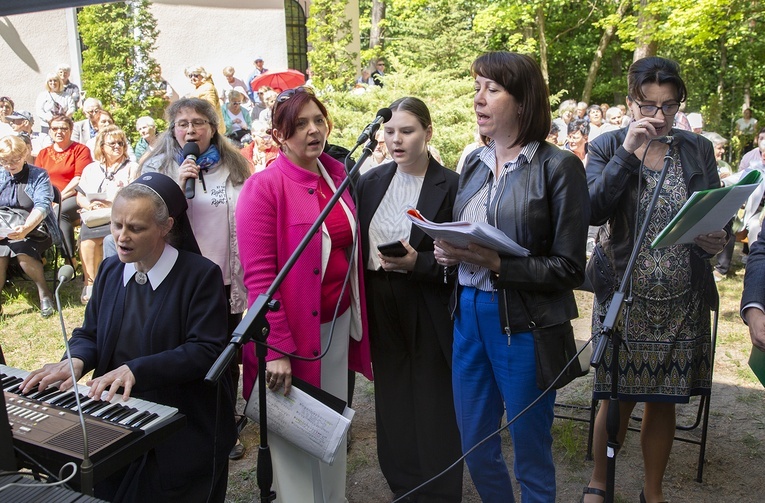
{"left": 245, "top": 377, "right": 354, "bottom": 465}
{"left": 406, "top": 208, "right": 529, "bottom": 256}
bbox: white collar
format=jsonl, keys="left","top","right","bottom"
{"left": 122, "top": 243, "right": 179, "bottom": 290}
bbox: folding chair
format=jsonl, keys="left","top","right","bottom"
{"left": 555, "top": 299, "right": 719, "bottom": 482}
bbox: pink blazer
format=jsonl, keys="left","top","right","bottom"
{"left": 236, "top": 151, "right": 373, "bottom": 400}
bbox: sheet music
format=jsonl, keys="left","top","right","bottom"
{"left": 245, "top": 379, "right": 354, "bottom": 465}
{"left": 651, "top": 170, "right": 762, "bottom": 248}
{"left": 406, "top": 208, "right": 529, "bottom": 256}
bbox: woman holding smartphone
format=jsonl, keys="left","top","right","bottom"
{"left": 357, "top": 97, "right": 463, "bottom": 502}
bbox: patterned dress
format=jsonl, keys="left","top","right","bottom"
{"left": 593, "top": 151, "right": 713, "bottom": 402}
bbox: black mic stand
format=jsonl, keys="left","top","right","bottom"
{"left": 205, "top": 137, "right": 380, "bottom": 503}
{"left": 589, "top": 141, "right": 674, "bottom": 503}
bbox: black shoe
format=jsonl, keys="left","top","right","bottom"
{"left": 581, "top": 486, "right": 606, "bottom": 503}
{"left": 40, "top": 298, "right": 54, "bottom": 318}
{"left": 229, "top": 439, "right": 245, "bottom": 460}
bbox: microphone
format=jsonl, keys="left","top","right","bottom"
{"left": 58, "top": 264, "right": 75, "bottom": 283}
{"left": 655, "top": 135, "right": 674, "bottom": 145}
{"left": 54, "top": 264, "right": 95, "bottom": 493}
{"left": 182, "top": 142, "right": 200, "bottom": 199}
{"left": 355, "top": 108, "right": 393, "bottom": 146}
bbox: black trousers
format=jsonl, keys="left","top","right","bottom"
{"left": 60, "top": 196, "right": 80, "bottom": 258}
{"left": 366, "top": 271, "right": 463, "bottom": 502}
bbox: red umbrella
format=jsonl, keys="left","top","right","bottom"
{"left": 250, "top": 69, "right": 306, "bottom": 93}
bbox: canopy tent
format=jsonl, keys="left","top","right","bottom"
{"left": 0, "top": 1, "right": 120, "bottom": 17}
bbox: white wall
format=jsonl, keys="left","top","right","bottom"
{"left": 0, "top": 9, "right": 78, "bottom": 130}
{"left": 151, "top": 0, "right": 288, "bottom": 100}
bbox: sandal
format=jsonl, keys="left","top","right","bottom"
{"left": 640, "top": 489, "right": 668, "bottom": 503}
{"left": 580, "top": 486, "right": 606, "bottom": 503}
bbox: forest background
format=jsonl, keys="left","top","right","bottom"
{"left": 78, "top": 0, "right": 765, "bottom": 168}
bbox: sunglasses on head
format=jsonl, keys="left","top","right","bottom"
{"left": 276, "top": 86, "right": 315, "bottom": 105}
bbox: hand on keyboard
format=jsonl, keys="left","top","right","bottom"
{"left": 87, "top": 364, "right": 136, "bottom": 402}
{"left": 21, "top": 359, "right": 84, "bottom": 395}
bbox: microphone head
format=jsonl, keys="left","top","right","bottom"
{"left": 377, "top": 108, "right": 393, "bottom": 123}
{"left": 182, "top": 141, "right": 200, "bottom": 158}
{"left": 657, "top": 135, "right": 674, "bottom": 145}
{"left": 58, "top": 264, "right": 75, "bottom": 282}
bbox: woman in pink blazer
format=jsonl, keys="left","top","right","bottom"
{"left": 236, "top": 87, "right": 372, "bottom": 503}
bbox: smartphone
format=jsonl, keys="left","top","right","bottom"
{"left": 377, "top": 240, "right": 408, "bottom": 257}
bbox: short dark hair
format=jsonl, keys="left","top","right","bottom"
{"left": 567, "top": 119, "right": 590, "bottom": 137}
{"left": 471, "top": 51, "right": 551, "bottom": 148}
{"left": 389, "top": 97, "right": 432, "bottom": 130}
{"left": 628, "top": 57, "right": 687, "bottom": 104}
{"left": 271, "top": 90, "right": 331, "bottom": 145}
{"left": 49, "top": 114, "right": 74, "bottom": 129}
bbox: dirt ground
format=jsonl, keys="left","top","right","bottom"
{"left": 226, "top": 287, "right": 765, "bottom": 503}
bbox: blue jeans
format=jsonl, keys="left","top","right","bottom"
{"left": 452, "top": 287, "right": 556, "bottom": 503}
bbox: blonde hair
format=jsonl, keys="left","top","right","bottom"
{"left": 45, "top": 73, "right": 64, "bottom": 92}
{"left": 184, "top": 65, "right": 211, "bottom": 81}
{"left": 222, "top": 66, "right": 235, "bottom": 78}
{"left": 93, "top": 125, "right": 128, "bottom": 164}
{"left": 0, "top": 135, "right": 29, "bottom": 161}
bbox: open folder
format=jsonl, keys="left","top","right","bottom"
{"left": 245, "top": 376, "right": 354, "bottom": 465}
{"left": 406, "top": 208, "right": 529, "bottom": 256}
{"left": 651, "top": 170, "right": 763, "bottom": 248}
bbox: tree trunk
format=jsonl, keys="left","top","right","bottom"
{"left": 536, "top": 5, "right": 549, "bottom": 84}
{"left": 581, "top": 0, "right": 629, "bottom": 103}
{"left": 370, "top": 0, "right": 385, "bottom": 49}
{"left": 634, "top": 0, "right": 658, "bottom": 61}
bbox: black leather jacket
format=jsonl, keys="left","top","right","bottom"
{"left": 586, "top": 128, "right": 724, "bottom": 307}
{"left": 455, "top": 141, "right": 590, "bottom": 332}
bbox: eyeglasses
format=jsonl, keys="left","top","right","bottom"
{"left": 0, "top": 157, "right": 24, "bottom": 168}
{"left": 631, "top": 100, "right": 680, "bottom": 117}
{"left": 230, "top": 101, "right": 242, "bottom": 106}
{"left": 174, "top": 119, "right": 210, "bottom": 130}
{"left": 84, "top": 108, "right": 100, "bottom": 116}
{"left": 105, "top": 141, "right": 125, "bottom": 148}
{"left": 188, "top": 74, "right": 201, "bottom": 79}
{"left": 50, "top": 127, "right": 70, "bottom": 132}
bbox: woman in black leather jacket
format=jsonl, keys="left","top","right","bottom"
{"left": 581, "top": 57, "right": 728, "bottom": 503}
{"left": 434, "top": 51, "right": 589, "bottom": 503}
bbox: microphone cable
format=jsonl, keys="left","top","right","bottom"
{"left": 0, "top": 460, "right": 78, "bottom": 494}
{"left": 254, "top": 183, "right": 359, "bottom": 365}
{"left": 392, "top": 331, "right": 597, "bottom": 502}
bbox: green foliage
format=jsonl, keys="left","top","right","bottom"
{"left": 77, "top": 1, "right": 166, "bottom": 144}
{"left": 382, "top": 0, "right": 484, "bottom": 76}
{"left": 306, "top": 0, "right": 358, "bottom": 92}
{"left": 318, "top": 65, "right": 476, "bottom": 169}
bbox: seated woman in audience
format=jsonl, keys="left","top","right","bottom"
{"left": 77, "top": 125, "right": 138, "bottom": 304}
{"left": 134, "top": 116, "right": 159, "bottom": 162}
{"left": 35, "top": 115, "right": 93, "bottom": 264}
{"left": 35, "top": 73, "right": 75, "bottom": 134}
{"left": 258, "top": 90, "right": 279, "bottom": 127}
{"left": 223, "top": 90, "right": 252, "bottom": 146}
{"left": 185, "top": 65, "right": 225, "bottom": 135}
{"left": 565, "top": 118, "right": 590, "bottom": 161}
{"left": 21, "top": 172, "right": 236, "bottom": 502}
{"left": 0, "top": 135, "right": 59, "bottom": 318}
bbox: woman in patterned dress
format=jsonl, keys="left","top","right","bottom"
{"left": 581, "top": 57, "right": 729, "bottom": 503}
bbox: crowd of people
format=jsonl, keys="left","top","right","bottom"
{"left": 1, "top": 51, "right": 765, "bottom": 503}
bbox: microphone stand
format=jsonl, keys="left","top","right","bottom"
{"left": 205, "top": 137, "right": 379, "bottom": 503}
{"left": 54, "top": 267, "right": 94, "bottom": 494}
{"left": 589, "top": 141, "right": 674, "bottom": 503}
